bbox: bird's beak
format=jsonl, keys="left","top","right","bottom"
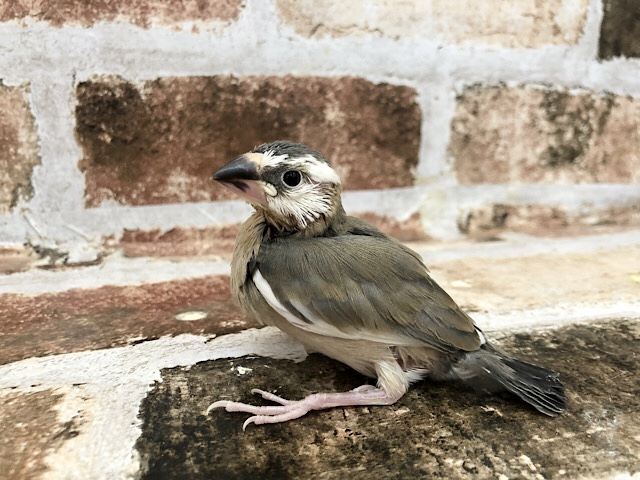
{"left": 212, "top": 153, "right": 270, "bottom": 206}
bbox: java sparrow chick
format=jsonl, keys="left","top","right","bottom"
{"left": 208, "top": 140, "right": 567, "bottom": 429}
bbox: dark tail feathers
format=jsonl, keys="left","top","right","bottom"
{"left": 451, "top": 344, "right": 568, "bottom": 416}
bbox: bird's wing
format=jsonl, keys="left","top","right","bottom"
{"left": 253, "top": 234, "right": 482, "bottom": 353}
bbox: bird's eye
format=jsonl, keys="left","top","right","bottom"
{"left": 282, "top": 170, "right": 302, "bottom": 187}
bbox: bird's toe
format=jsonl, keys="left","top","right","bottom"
{"left": 251, "top": 388, "right": 293, "bottom": 405}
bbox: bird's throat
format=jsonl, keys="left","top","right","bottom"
{"left": 259, "top": 203, "right": 347, "bottom": 239}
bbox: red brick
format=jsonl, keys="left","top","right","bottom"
{"left": 0, "top": 389, "right": 67, "bottom": 479}
{"left": 0, "top": 0, "right": 242, "bottom": 28}
{"left": 451, "top": 86, "right": 640, "bottom": 184}
{"left": 0, "top": 276, "right": 256, "bottom": 365}
{"left": 117, "top": 225, "right": 240, "bottom": 258}
{"left": 0, "top": 83, "right": 40, "bottom": 212}
{"left": 0, "top": 246, "right": 38, "bottom": 274}
{"left": 115, "top": 213, "right": 428, "bottom": 258}
{"left": 599, "top": 0, "right": 640, "bottom": 59}
{"left": 354, "top": 212, "right": 430, "bottom": 242}
{"left": 276, "top": 0, "right": 588, "bottom": 48}
{"left": 76, "top": 75, "right": 421, "bottom": 207}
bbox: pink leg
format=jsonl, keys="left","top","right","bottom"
{"left": 207, "top": 385, "right": 402, "bottom": 430}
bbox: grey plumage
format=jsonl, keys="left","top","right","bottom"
{"left": 209, "top": 140, "right": 568, "bottom": 427}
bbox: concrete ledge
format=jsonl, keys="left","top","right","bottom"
{"left": 0, "top": 231, "right": 639, "bottom": 478}
{"left": 137, "top": 320, "right": 640, "bottom": 479}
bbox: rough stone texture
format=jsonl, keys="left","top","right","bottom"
{"left": 76, "top": 75, "right": 420, "bottom": 207}
{"left": 599, "top": 0, "right": 640, "bottom": 60}
{"left": 458, "top": 203, "right": 640, "bottom": 239}
{"left": 0, "top": 0, "right": 243, "bottom": 28}
{"left": 276, "top": 0, "right": 589, "bottom": 48}
{"left": 0, "top": 83, "right": 40, "bottom": 212}
{"left": 450, "top": 86, "right": 640, "bottom": 184}
{"left": 0, "top": 276, "right": 254, "bottom": 365}
{"left": 0, "top": 387, "right": 80, "bottom": 479}
{"left": 116, "top": 213, "right": 428, "bottom": 258}
{"left": 136, "top": 320, "right": 640, "bottom": 479}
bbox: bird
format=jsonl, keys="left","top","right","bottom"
{"left": 208, "top": 140, "right": 568, "bottom": 429}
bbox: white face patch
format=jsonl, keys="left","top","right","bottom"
{"left": 267, "top": 182, "right": 334, "bottom": 229}
{"left": 296, "top": 155, "right": 341, "bottom": 185}
{"left": 261, "top": 152, "right": 341, "bottom": 186}
{"left": 261, "top": 150, "right": 289, "bottom": 168}
{"left": 256, "top": 152, "right": 342, "bottom": 230}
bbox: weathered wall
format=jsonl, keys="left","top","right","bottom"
{"left": 0, "top": 0, "right": 639, "bottom": 262}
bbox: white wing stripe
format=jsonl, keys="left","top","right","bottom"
{"left": 253, "top": 269, "right": 310, "bottom": 330}
{"left": 254, "top": 268, "right": 360, "bottom": 339}
{"left": 253, "top": 269, "right": 423, "bottom": 346}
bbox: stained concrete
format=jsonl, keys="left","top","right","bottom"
{"left": 136, "top": 320, "right": 640, "bottom": 479}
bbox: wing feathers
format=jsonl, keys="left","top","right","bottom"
{"left": 255, "top": 234, "right": 482, "bottom": 353}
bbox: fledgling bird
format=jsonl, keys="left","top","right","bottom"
{"left": 209, "top": 140, "right": 568, "bottom": 428}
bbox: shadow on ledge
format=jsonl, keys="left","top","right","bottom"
{"left": 136, "top": 320, "right": 640, "bottom": 479}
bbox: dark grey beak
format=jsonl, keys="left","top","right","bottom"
{"left": 211, "top": 153, "right": 269, "bottom": 205}
{"left": 212, "top": 154, "right": 260, "bottom": 183}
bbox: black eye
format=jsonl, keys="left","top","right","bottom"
{"left": 282, "top": 170, "right": 302, "bottom": 187}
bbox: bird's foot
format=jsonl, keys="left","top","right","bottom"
{"left": 207, "top": 385, "right": 399, "bottom": 429}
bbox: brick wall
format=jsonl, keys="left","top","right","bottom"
{"left": 0, "top": 0, "right": 639, "bottom": 263}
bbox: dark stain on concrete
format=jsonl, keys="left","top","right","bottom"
{"left": 599, "top": 0, "right": 640, "bottom": 60}
{"left": 76, "top": 79, "right": 152, "bottom": 185}
{"left": 136, "top": 319, "right": 640, "bottom": 479}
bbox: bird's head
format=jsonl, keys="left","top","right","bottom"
{"left": 212, "top": 141, "right": 343, "bottom": 235}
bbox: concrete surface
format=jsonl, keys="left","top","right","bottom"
{"left": 137, "top": 321, "right": 640, "bottom": 479}
{"left": 0, "top": 230, "right": 639, "bottom": 479}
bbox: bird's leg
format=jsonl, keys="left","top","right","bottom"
{"left": 207, "top": 384, "right": 402, "bottom": 430}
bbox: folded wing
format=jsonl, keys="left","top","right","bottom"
{"left": 254, "top": 234, "right": 482, "bottom": 353}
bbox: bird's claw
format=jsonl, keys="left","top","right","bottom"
{"left": 206, "top": 389, "right": 310, "bottom": 429}
{"left": 242, "top": 416, "right": 257, "bottom": 431}
{"left": 207, "top": 384, "right": 389, "bottom": 429}
{"left": 205, "top": 400, "right": 229, "bottom": 415}
{"left": 206, "top": 389, "right": 292, "bottom": 416}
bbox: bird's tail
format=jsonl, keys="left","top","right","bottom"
{"left": 450, "top": 344, "right": 568, "bottom": 416}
